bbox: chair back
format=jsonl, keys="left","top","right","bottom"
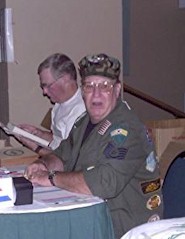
{"left": 162, "top": 152, "right": 185, "bottom": 218}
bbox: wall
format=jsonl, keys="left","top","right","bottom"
{"left": 124, "top": 0, "right": 185, "bottom": 121}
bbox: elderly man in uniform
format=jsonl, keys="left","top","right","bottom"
{"left": 25, "top": 53, "right": 163, "bottom": 239}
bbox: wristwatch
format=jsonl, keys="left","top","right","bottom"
{"left": 48, "top": 170, "right": 58, "bottom": 186}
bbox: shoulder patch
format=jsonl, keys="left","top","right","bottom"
{"left": 104, "top": 142, "right": 128, "bottom": 160}
{"left": 109, "top": 125, "right": 128, "bottom": 145}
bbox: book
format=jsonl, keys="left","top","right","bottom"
{"left": 0, "top": 122, "right": 50, "bottom": 148}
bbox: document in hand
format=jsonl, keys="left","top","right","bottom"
{"left": 0, "top": 122, "right": 50, "bottom": 148}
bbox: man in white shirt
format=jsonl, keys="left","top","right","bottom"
{"left": 16, "top": 53, "right": 86, "bottom": 155}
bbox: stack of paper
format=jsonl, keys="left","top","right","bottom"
{"left": 33, "top": 186, "right": 104, "bottom": 210}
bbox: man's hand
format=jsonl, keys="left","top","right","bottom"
{"left": 24, "top": 160, "right": 51, "bottom": 186}
{"left": 26, "top": 170, "right": 52, "bottom": 187}
{"left": 14, "top": 124, "right": 52, "bottom": 152}
{"left": 18, "top": 124, "right": 52, "bottom": 141}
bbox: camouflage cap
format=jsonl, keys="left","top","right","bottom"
{"left": 78, "top": 53, "right": 120, "bottom": 81}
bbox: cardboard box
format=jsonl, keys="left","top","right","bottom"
{"left": 146, "top": 118, "right": 185, "bottom": 129}
{"left": 150, "top": 127, "right": 185, "bottom": 159}
{"left": 145, "top": 119, "right": 185, "bottom": 158}
{"left": 145, "top": 118, "right": 185, "bottom": 179}
{"left": 0, "top": 146, "right": 38, "bottom": 167}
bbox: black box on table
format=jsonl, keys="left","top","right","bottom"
{"left": 13, "top": 177, "right": 33, "bottom": 205}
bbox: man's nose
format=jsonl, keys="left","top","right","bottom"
{"left": 42, "top": 87, "right": 49, "bottom": 95}
{"left": 92, "top": 85, "right": 101, "bottom": 96}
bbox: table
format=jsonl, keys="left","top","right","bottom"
{"left": 0, "top": 203, "right": 115, "bottom": 239}
{"left": 0, "top": 203, "right": 114, "bottom": 239}
{"left": 0, "top": 182, "right": 115, "bottom": 239}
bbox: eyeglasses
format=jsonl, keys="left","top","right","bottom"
{"left": 40, "top": 80, "right": 58, "bottom": 90}
{"left": 40, "top": 74, "right": 65, "bottom": 90}
{"left": 81, "top": 81, "right": 116, "bottom": 93}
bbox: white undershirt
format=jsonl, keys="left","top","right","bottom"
{"left": 49, "top": 88, "right": 86, "bottom": 149}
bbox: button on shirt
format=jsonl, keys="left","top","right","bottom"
{"left": 49, "top": 88, "right": 86, "bottom": 149}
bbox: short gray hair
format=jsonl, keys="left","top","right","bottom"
{"left": 38, "top": 53, "right": 77, "bottom": 80}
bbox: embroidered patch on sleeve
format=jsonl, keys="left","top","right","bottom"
{"left": 141, "top": 178, "right": 161, "bottom": 194}
{"left": 110, "top": 127, "right": 128, "bottom": 145}
{"left": 147, "top": 214, "right": 160, "bottom": 222}
{"left": 146, "top": 195, "right": 161, "bottom": 210}
{"left": 98, "top": 120, "right": 112, "bottom": 135}
{"left": 103, "top": 142, "right": 128, "bottom": 160}
{"left": 145, "top": 126, "right": 153, "bottom": 143}
{"left": 146, "top": 151, "right": 157, "bottom": 172}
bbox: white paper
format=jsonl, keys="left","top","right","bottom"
{"left": 33, "top": 186, "right": 104, "bottom": 210}
{"left": 0, "top": 122, "right": 50, "bottom": 148}
{"left": 0, "top": 166, "right": 104, "bottom": 214}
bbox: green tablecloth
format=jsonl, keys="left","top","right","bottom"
{"left": 0, "top": 202, "right": 115, "bottom": 239}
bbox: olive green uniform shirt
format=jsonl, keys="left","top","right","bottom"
{"left": 54, "top": 99, "right": 163, "bottom": 239}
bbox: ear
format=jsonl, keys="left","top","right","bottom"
{"left": 114, "top": 82, "right": 121, "bottom": 98}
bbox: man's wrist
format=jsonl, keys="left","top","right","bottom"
{"left": 48, "top": 170, "right": 58, "bottom": 186}
{"left": 35, "top": 145, "right": 43, "bottom": 154}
